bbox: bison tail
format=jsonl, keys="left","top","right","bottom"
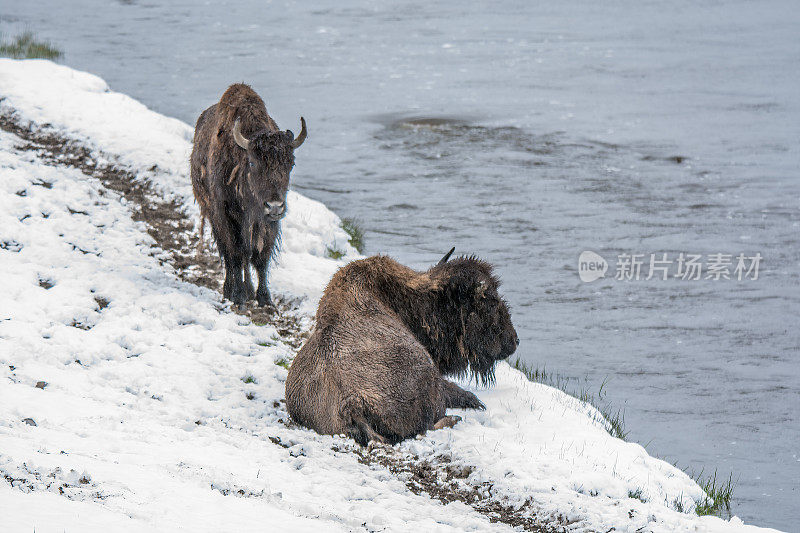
{"left": 196, "top": 216, "right": 206, "bottom": 257}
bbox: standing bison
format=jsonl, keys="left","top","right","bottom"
{"left": 285, "top": 249, "right": 519, "bottom": 446}
{"left": 191, "top": 83, "right": 306, "bottom": 309}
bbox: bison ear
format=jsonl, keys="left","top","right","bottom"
{"left": 447, "top": 275, "right": 485, "bottom": 304}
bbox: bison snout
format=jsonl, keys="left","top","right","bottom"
{"left": 265, "top": 201, "right": 286, "bottom": 220}
{"left": 499, "top": 330, "right": 518, "bottom": 359}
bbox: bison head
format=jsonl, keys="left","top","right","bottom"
{"left": 435, "top": 250, "right": 519, "bottom": 384}
{"left": 232, "top": 118, "right": 307, "bottom": 221}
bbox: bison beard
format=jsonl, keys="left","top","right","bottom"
{"left": 285, "top": 250, "right": 519, "bottom": 446}
{"left": 190, "top": 83, "right": 306, "bottom": 309}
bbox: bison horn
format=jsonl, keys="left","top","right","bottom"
{"left": 437, "top": 247, "right": 455, "bottom": 266}
{"left": 232, "top": 119, "right": 250, "bottom": 150}
{"left": 291, "top": 117, "right": 307, "bottom": 149}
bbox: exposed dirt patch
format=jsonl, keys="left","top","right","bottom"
{"left": 1, "top": 464, "right": 107, "bottom": 502}
{"left": 353, "top": 445, "right": 563, "bottom": 532}
{"left": 69, "top": 319, "right": 92, "bottom": 330}
{"left": 94, "top": 296, "right": 110, "bottom": 310}
{"left": 1, "top": 239, "right": 23, "bottom": 252}
{"left": 211, "top": 482, "right": 265, "bottom": 498}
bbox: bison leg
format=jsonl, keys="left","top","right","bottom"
{"left": 222, "top": 274, "right": 232, "bottom": 300}
{"left": 346, "top": 413, "right": 388, "bottom": 447}
{"left": 442, "top": 380, "right": 485, "bottom": 410}
{"left": 215, "top": 238, "right": 235, "bottom": 300}
{"left": 222, "top": 259, "right": 233, "bottom": 300}
{"left": 244, "top": 265, "right": 255, "bottom": 301}
{"left": 222, "top": 252, "right": 247, "bottom": 310}
{"left": 253, "top": 249, "right": 274, "bottom": 308}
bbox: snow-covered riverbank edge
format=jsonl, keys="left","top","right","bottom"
{"left": 0, "top": 59, "right": 780, "bottom": 532}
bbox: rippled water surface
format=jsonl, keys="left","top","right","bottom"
{"left": 2, "top": 1, "right": 798, "bottom": 528}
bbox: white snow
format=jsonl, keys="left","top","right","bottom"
{"left": 0, "top": 59, "right": 782, "bottom": 532}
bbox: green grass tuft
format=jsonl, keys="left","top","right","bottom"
{"left": 0, "top": 31, "right": 63, "bottom": 60}
{"left": 275, "top": 357, "right": 291, "bottom": 370}
{"left": 326, "top": 244, "right": 346, "bottom": 260}
{"left": 628, "top": 488, "right": 646, "bottom": 503}
{"left": 691, "top": 470, "right": 734, "bottom": 517}
{"left": 341, "top": 217, "right": 365, "bottom": 253}
{"left": 241, "top": 375, "right": 257, "bottom": 384}
{"left": 512, "top": 359, "right": 628, "bottom": 440}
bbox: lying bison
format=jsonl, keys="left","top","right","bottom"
{"left": 285, "top": 249, "right": 519, "bottom": 446}
{"left": 191, "top": 83, "right": 306, "bottom": 309}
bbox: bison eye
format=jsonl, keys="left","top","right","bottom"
{"left": 248, "top": 161, "right": 254, "bottom": 168}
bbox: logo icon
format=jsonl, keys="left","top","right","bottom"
{"left": 578, "top": 251, "right": 607, "bottom": 282}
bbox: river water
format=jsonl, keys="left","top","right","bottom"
{"left": 2, "top": 0, "right": 798, "bottom": 529}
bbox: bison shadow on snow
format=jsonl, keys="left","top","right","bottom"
{"left": 286, "top": 248, "right": 519, "bottom": 446}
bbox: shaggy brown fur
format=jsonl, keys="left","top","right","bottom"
{"left": 190, "top": 83, "right": 306, "bottom": 309}
{"left": 285, "top": 252, "right": 519, "bottom": 446}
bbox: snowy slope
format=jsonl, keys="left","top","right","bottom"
{"left": 0, "top": 59, "right": 781, "bottom": 533}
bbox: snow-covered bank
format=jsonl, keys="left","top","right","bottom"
{"left": 0, "top": 59, "right": 780, "bottom": 532}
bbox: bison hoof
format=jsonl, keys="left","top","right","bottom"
{"left": 433, "top": 415, "right": 462, "bottom": 431}
{"left": 463, "top": 392, "right": 486, "bottom": 411}
{"left": 256, "top": 290, "right": 273, "bottom": 309}
{"left": 257, "top": 297, "right": 273, "bottom": 308}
